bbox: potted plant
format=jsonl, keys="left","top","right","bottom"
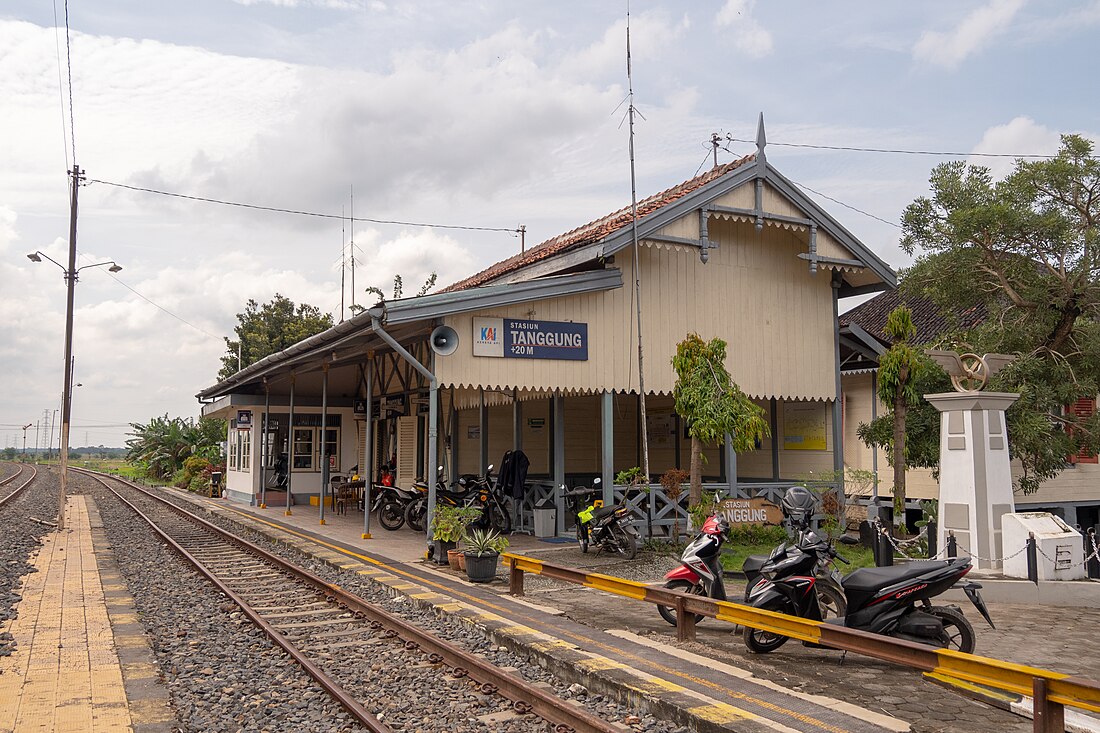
{"left": 463, "top": 527, "right": 509, "bottom": 582}
{"left": 430, "top": 504, "right": 481, "bottom": 566}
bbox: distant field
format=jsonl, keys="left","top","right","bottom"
{"left": 32, "top": 457, "right": 148, "bottom": 481}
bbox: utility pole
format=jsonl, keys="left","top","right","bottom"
{"left": 519, "top": 225, "right": 526, "bottom": 253}
{"left": 48, "top": 409, "right": 57, "bottom": 460}
{"left": 710, "top": 132, "right": 721, "bottom": 169}
{"left": 56, "top": 164, "right": 84, "bottom": 530}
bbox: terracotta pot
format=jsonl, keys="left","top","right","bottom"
{"left": 457, "top": 552, "right": 467, "bottom": 571}
{"left": 447, "top": 549, "right": 462, "bottom": 570}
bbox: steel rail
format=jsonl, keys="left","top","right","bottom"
{"left": 0, "top": 464, "right": 37, "bottom": 507}
{"left": 88, "top": 472, "right": 390, "bottom": 733}
{"left": 82, "top": 469, "right": 621, "bottom": 733}
{"left": 505, "top": 552, "right": 1100, "bottom": 727}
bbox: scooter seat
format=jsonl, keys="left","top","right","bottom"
{"left": 842, "top": 560, "right": 950, "bottom": 593}
{"left": 742, "top": 555, "right": 768, "bottom": 574}
{"left": 591, "top": 506, "right": 616, "bottom": 521}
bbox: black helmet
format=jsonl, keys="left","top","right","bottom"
{"left": 781, "top": 486, "right": 817, "bottom": 525}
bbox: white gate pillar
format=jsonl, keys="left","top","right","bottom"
{"left": 927, "top": 391, "right": 1018, "bottom": 570}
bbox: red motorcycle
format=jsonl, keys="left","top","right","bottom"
{"left": 657, "top": 513, "right": 730, "bottom": 626}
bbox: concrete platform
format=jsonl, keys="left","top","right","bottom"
{"left": 0, "top": 497, "right": 173, "bottom": 733}
{"left": 170, "top": 489, "right": 910, "bottom": 733}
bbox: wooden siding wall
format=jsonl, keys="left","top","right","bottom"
{"left": 841, "top": 372, "right": 937, "bottom": 501}
{"left": 438, "top": 218, "right": 835, "bottom": 401}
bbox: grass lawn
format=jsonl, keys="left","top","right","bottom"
{"left": 720, "top": 541, "right": 877, "bottom": 573}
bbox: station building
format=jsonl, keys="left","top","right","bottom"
{"left": 196, "top": 128, "right": 897, "bottom": 537}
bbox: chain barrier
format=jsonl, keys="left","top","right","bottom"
{"left": 871, "top": 519, "right": 933, "bottom": 560}
{"left": 951, "top": 539, "right": 1028, "bottom": 565}
{"left": 1033, "top": 532, "right": 1100, "bottom": 571}
{"left": 867, "top": 520, "right": 1100, "bottom": 572}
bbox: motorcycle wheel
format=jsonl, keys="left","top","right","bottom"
{"left": 378, "top": 500, "right": 406, "bottom": 531}
{"left": 929, "top": 605, "right": 976, "bottom": 654}
{"left": 816, "top": 584, "right": 847, "bottom": 621}
{"left": 743, "top": 601, "right": 792, "bottom": 654}
{"left": 576, "top": 524, "right": 588, "bottom": 553}
{"left": 657, "top": 579, "right": 706, "bottom": 626}
{"left": 610, "top": 523, "right": 638, "bottom": 560}
{"left": 405, "top": 498, "right": 427, "bottom": 533}
{"left": 489, "top": 501, "right": 512, "bottom": 534}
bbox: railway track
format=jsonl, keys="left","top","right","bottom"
{"left": 80, "top": 468, "right": 623, "bottom": 733}
{"left": 0, "top": 463, "right": 37, "bottom": 507}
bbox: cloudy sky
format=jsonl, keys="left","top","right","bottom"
{"left": 1, "top": 0, "right": 1098, "bottom": 448}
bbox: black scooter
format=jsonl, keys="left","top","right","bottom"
{"left": 743, "top": 487, "right": 994, "bottom": 655}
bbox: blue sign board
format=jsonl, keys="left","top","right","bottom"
{"left": 503, "top": 318, "right": 588, "bottom": 360}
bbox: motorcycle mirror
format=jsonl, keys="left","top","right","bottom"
{"left": 438, "top": 465, "right": 444, "bottom": 472}
{"left": 487, "top": 464, "right": 494, "bottom": 472}
{"left": 593, "top": 478, "right": 601, "bottom": 485}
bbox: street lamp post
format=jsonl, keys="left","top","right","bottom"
{"left": 27, "top": 165, "right": 121, "bottom": 529}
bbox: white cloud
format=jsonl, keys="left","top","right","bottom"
{"left": 558, "top": 10, "right": 690, "bottom": 80}
{"left": 233, "top": 0, "right": 361, "bottom": 8}
{"left": 0, "top": 207, "right": 17, "bottom": 255}
{"left": 913, "top": 0, "right": 1026, "bottom": 68}
{"left": 715, "top": 0, "right": 773, "bottom": 58}
{"left": 969, "top": 116, "right": 1062, "bottom": 178}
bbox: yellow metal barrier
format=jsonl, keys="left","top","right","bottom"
{"left": 503, "top": 552, "right": 1100, "bottom": 730}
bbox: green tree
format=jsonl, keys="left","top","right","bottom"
{"left": 126, "top": 414, "right": 226, "bottom": 480}
{"left": 870, "top": 306, "right": 928, "bottom": 522}
{"left": 219, "top": 294, "right": 333, "bottom": 381}
{"left": 671, "top": 333, "right": 769, "bottom": 506}
{"left": 899, "top": 133, "right": 1100, "bottom": 493}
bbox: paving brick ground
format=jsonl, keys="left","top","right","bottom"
{"left": 517, "top": 545, "right": 1100, "bottom": 733}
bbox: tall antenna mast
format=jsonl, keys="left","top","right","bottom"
{"left": 625, "top": 3, "right": 652, "bottom": 513}
{"left": 340, "top": 207, "right": 346, "bottom": 322}
{"left": 349, "top": 185, "right": 356, "bottom": 310}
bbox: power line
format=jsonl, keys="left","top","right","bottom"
{"left": 725, "top": 136, "right": 1057, "bottom": 159}
{"left": 787, "top": 177, "right": 902, "bottom": 230}
{"left": 51, "top": 0, "right": 70, "bottom": 171}
{"left": 63, "top": 0, "right": 76, "bottom": 163}
{"left": 716, "top": 142, "right": 901, "bottom": 229}
{"left": 73, "top": 252, "right": 220, "bottom": 340}
{"left": 106, "top": 272, "right": 221, "bottom": 340}
{"left": 86, "top": 179, "right": 523, "bottom": 234}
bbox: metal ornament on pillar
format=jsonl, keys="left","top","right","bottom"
{"left": 925, "top": 350, "right": 1017, "bottom": 570}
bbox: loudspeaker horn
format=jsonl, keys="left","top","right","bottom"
{"left": 430, "top": 325, "right": 459, "bottom": 356}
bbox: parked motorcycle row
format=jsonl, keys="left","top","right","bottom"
{"left": 367, "top": 464, "right": 513, "bottom": 535}
{"left": 365, "top": 463, "right": 992, "bottom": 656}
{"left": 659, "top": 485, "right": 994, "bottom": 655}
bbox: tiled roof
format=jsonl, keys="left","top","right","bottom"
{"left": 441, "top": 154, "right": 756, "bottom": 293}
{"left": 840, "top": 289, "right": 986, "bottom": 346}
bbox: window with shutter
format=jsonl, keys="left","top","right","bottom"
{"left": 1068, "top": 398, "right": 1097, "bottom": 464}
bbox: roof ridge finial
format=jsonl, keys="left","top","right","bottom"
{"left": 756, "top": 112, "right": 766, "bottom": 160}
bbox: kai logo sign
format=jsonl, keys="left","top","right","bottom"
{"left": 473, "top": 317, "right": 505, "bottom": 357}
{"left": 472, "top": 317, "right": 588, "bottom": 360}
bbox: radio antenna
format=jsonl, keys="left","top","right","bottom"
{"left": 340, "top": 206, "right": 346, "bottom": 322}
{"left": 625, "top": 2, "right": 652, "bottom": 529}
